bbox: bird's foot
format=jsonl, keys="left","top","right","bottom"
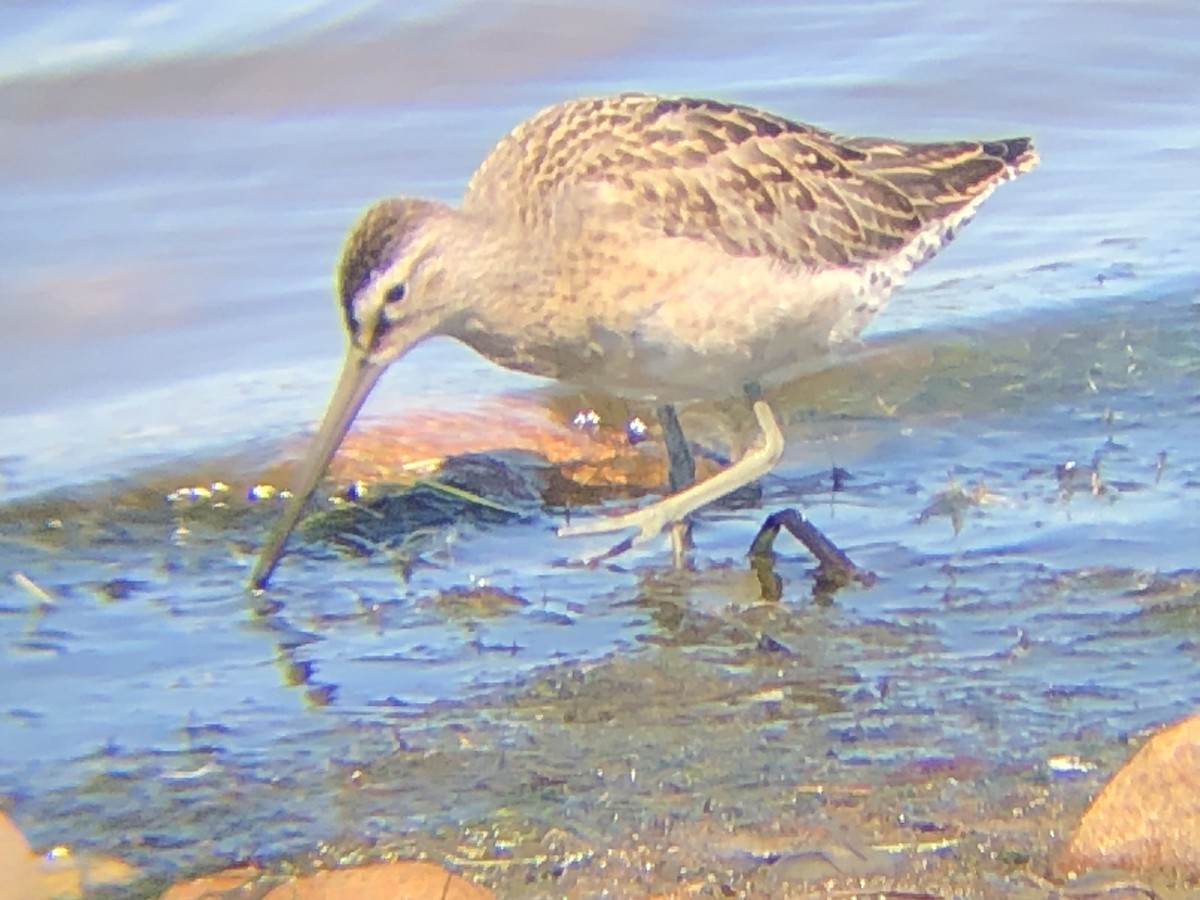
{"left": 558, "top": 398, "right": 785, "bottom": 564}
{"left": 558, "top": 501, "right": 681, "bottom": 563}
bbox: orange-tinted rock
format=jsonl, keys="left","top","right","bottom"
{"left": 318, "top": 396, "right": 693, "bottom": 494}
{"left": 0, "top": 812, "right": 138, "bottom": 900}
{"left": 44, "top": 850, "right": 137, "bottom": 896}
{"left": 260, "top": 860, "right": 493, "bottom": 900}
{"left": 159, "top": 864, "right": 261, "bottom": 899}
{"left": 0, "top": 811, "right": 45, "bottom": 900}
{"left": 329, "top": 400, "right": 611, "bottom": 481}
{"left": 1058, "top": 713, "right": 1200, "bottom": 877}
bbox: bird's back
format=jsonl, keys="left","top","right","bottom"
{"left": 463, "top": 93, "right": 1037, "bottom": 276}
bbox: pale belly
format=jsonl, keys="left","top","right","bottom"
{"left": 456, "top": 245, "right": 891, "bottom": 403}
{"left": 597, "top": 266, "right": 884, "bottom": 400}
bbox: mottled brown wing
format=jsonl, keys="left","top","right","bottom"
{"left": 610, "top": 104, "right": 925, "bottom": 269}
{"left": 464, "top": 93, "right": 1036, "bottom": 271}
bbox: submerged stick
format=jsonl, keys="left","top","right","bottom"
{"left": 749, "top": 509, "right": 876, "bottom": 596}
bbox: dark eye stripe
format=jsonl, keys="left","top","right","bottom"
{"left": 384, "top": 282, "right": 407, "bottom": 303}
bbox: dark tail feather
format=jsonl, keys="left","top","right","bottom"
{"left": 982, "top": 137, "right": 1039, "bottom": 175}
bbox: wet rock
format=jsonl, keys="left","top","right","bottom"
{"left": 322, "top": 396, "right": 733, "bottom": 507}
{"left": 299, "top": 466, "right": 528, "bottom": 552}
{"left": 1058, "top": 713, "right": 1200, "bottom": 877}
{"left": 159, "top": 864, "right": 261, "bottom": 899}
{"left": 259, "top": 860, "right": 493, "bottom": 900}
{"left": 328, "top": 399, "right": 630, "bottom": 487}
{"left": 47, "top": 849, "right": 139, "bottom": 897}
{"left": 0, "top": 810, "right": 45, "bottom": 900}
{"left": 0, "top": 811, "right": 138, "bottom": 899}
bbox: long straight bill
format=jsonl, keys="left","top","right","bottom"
{"left": 248, "top": 346, "right": 386, "bottom": 589}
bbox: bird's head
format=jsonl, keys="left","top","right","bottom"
{"left": 249, "top": 198, "right": 456, "bottom": 590}
{"left": 337, "top": 197, "right": 457, "bottom": 366}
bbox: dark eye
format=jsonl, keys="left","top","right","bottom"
{"left": 384, "top": 282, "right": 406, "bottom": 303}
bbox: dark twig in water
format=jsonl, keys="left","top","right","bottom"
{"left": 749, "top": 509, "right": 875, "bottom": 598}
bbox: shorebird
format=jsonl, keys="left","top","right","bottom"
{"left": 249, "top": 92, "right": 1037, "bottom": 589}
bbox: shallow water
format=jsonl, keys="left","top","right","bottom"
{"left": 1, "top": 0, "right": 1199, "bottom": 892}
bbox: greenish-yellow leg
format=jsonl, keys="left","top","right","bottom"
{"left": 559, "top": 399, "right": 785, "bottom": 560}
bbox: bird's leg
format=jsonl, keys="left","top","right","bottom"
{"left": 657, "top": 403, "right": 695, "bottom": 566}
{"left": 657, "top": 404, "right": 696, "bottom": 491}
{"left": 559, "top": 391, "right": 785, "bottom": 560}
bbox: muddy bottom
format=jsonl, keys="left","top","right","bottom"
{"left": 53, "top": 591, "right": 1200, "bottom": 897}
